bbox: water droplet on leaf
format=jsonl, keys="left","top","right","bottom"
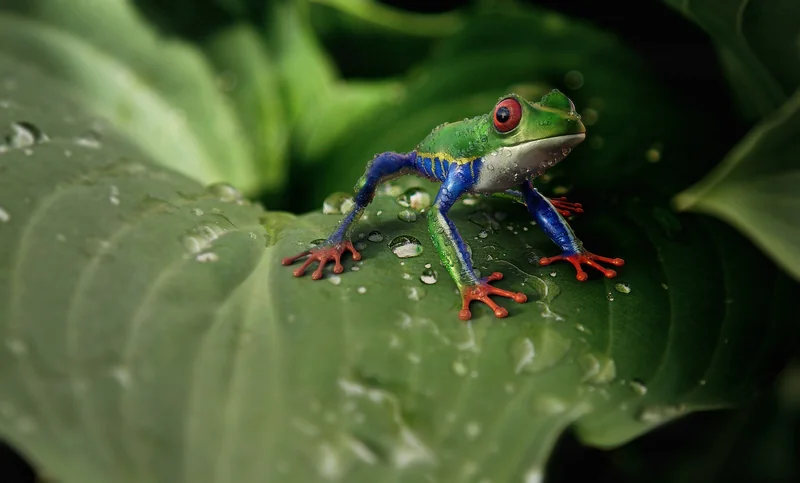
{"left": 578, "top": 353, "right": 616, "bottom": 384}
{"left": 396, "top": 187, "right": 432, "bottom": 211}
{"left": 323, "top": 192, "right": 355, "bottom": 214}
{"left": 614, "top": 282, "right": 631, "bottom": 294}
{"left": 420, "top": 269, "right": 438, "bottom": 285}
{"left": 367, "top": 231, "right": 384, "bottom": 243}
{"left": 397, "top": 209, "right": 417, "bottom": 222}
{"left": 389, "top": 235, "right": 423, "bottom": 258}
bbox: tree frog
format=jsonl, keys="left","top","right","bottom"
{"left": 282, "top": 90, "right": 624, "bottom": 320}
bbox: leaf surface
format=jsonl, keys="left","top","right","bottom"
{"left": 1, "top": 53, "right": 797, "bottom": 482}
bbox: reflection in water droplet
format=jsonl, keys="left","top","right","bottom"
{"left": 323, "top": 192, "right": 355, "bottom": 214}
{"left": 397, "top": 209, "right": 417, "bottom": 222}
{"left": 420, "top": 269, "right": 438, "bottom": 285}
{"left": 614, "top": 282, "right": 631, "bottom": 294}
{"left": 628, "top": 379, "right": 647, "bottom": 396}
{"left": 396, "top": 187, "right": 432, "bottom": 211}
{"left": 578, "top": 353, "right": 616, "bottom": 384}
{"left": 606, "top": 293, "right": 615, "bottom": 301}
{"left": 367, "top": 230, "right": 384, "bottom": 243}
{"left": 357, "top": 286, "right": 367, "bottom": 294}
{"left": 509, "top": 327, "right": 571, "bottom": 374}
{"left": 389, "top": 235, "right": 423, "bottom": 259}
{"left": 0, "top": 207, "right": 9, "bottom": 223}
{"left": 328, "top": 275, "right": 341, "bottom": 286}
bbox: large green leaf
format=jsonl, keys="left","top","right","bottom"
{"left": 1, "top": 53, "right": 797, "bottom": 482}
{"left": 663, "top": 0, "right": 799, "bottom": 120}
{"left": 674, "top": 89, "right": 800, "bottom": 281}
{"left": 305, "top": 4, "right": 728, "bottom": 210}
{"left": 0, "top": 0, "right": 260, "bottom": 193}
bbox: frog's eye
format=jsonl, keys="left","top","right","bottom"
{"left": 493, "top": 98, "right": 522, "bottom": 133}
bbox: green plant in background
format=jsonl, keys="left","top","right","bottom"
{"left": 0, "top": 0, "right": 797, "bottom": 482}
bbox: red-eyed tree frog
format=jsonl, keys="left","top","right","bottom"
{"left": 282, "top": 90, "right": 625, "bottom": 320}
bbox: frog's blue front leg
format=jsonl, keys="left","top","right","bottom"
{"left": 496, "top": 189, "right": 584, "bottom": 216}
{"left": 282, "top": 151, "right": 416, "bottom": 279}
{"left": 430, "top": 165, "right": 527, "bottom": 321}
{"left": 520, "top": 181, "right": 624, "bottom": 281}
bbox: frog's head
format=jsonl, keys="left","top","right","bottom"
{"left": 484, "top": 90, "right": 586, "bottom": 179}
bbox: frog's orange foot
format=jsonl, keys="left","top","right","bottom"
{"left": 549, "top": 196, "right": 584, "bottom": 217}
{"left": 281, "top": 240, "right": 361, "bottom": 280}
{"left": 539, "top": 251, "right": 624, "bottom": 281}
{"left": 459, "top": 272, "right": 527, "bottom": 321}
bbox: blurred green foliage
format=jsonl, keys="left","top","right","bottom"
{"left": 0, "top": 0, "right": 797, "bottom": 482}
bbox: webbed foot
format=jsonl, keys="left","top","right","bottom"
{"left": 459, "top": 272, "right": 527, "bottom": 321}
{"left": 539, "top": 251, "right": 624, "bottom": 281}
{"left": 548, "top": 196, "right": 584, "bottom": 217}
{"left": 281, "top": 240, "right": 361, "bottom": 280}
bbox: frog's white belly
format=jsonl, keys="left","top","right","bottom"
{"left": 472, "top": 134, "right": 585, "bottom": 192}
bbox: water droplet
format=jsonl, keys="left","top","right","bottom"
{"left": 354, "top": 241, "right": 367, "bottom": 251}
{"left": 389, "top": 235, "right": 423, "bottom": 259}
{"left": 196, "top": 252, "right": 219, "bottom": 263}
{"left": 396, "top": 187, "right": 432, "bottom": 211}
{"left": 464, "top": 421, "right": 481, "bottom": 439}
{"left": 206, "top": 182, "right": 242, "bottom": 203}
{"left": 365, "top": 231, "right": 383, "bottom": 243}
{"left": 191, "top": 208, "right": 204, "bottom": 216}
{"left": 420, "top": 269, "right": 438, "bottom": 285}
{"left": 7, "top": 121, "right": 47, "bottom": 148}
{"left": 406, "top": 353, "right": 421, "bottom": 364}
{"left": 509, "top": 327, "right": 571, "bottom": 374}
{"left": 328, "top": 275, "right": 342, "bottom": 286}
{"left": 477, "top": 230, "right": 488, "bottom": 239}
{"left": 452, "top": 360, "right": 468, "bottom": 376}
{"left": 564, "top": 70, "right": 584, "bottom": 90}
{"left": 109, "top": 185, "right": 120, "bottom": 205}
{"left": 578, "top": 353, "right": 616, "bottom": 384}
{"left": 661, "top": 283, "right": 669, "bottom": 290}
{"left": 637, "top": 404, "right": 686, "bottom": 424}
{"left": 397, "top": 209, "right": 417, "bottom": 222}
{"left": 646, "top": 142, "right": 663, "bottom": 163}
{"left": 606, "top": 293, "right": 615, "bottom": 301}
{"left": 323, "top": 192, "right": 355, "bottom": 214}
{"left": 0, "top": 207, "right": 10, "bottom": 223}
{"left": 182, "top": 224, "right": 226, "bottom": 254}
{"left": 614, "top": 282, "right": 631, "bottom": 294}
{"left": 111, "top": 365, "right": 132, "bottom": 388}
{"left": 357, "top": 286, "right": 367, "bottom": 294}
{"left": 74, "top": 129, "right": 102, "bottom": 148}
{"left": 628, "top": 378, "right": 647, "bottom": 395}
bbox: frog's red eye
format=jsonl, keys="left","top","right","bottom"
{"left": 493, "top": 98, "right": 522, "bottom": 133}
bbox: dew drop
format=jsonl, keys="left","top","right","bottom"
{"left": 354, "top": 241, "right": 367, "bottom": 251}
{"left": 397, "top": 209, "right": 417, "bottom": 222}
{"left": 389, "top": 235, "right": 423, "bottom": 259}
{"left": 451, "top": 360, "right": 468, "bottom": 376}
{"left": 614, "top": 282, "right": 631, "bottom": 294}
{"left": 628, "top": 378, "right": 648, "bottom": 396}
{"left": 509, "top": 327, "right": 571, "bottom": 374}
{"left": 0, "top": 207, "right": 9, "bottom": 223}
{"left": 206, "top": 182, "right": 242, "bottom": 203}
{"left": 328, "top": 275, "right": 342, "bottom": 286}
{"left": 477, "top": 230, "right": 488, "bottom": 239}
{"left": 420, "top": 269, "right": 438, "bottom": 285}
{"left": 464, "top": 421, "right": 481, "bottom": 439}
{"left": 196, "top": 252, "right": 219, "bottom": 263}
{"left": 578, "top": 353, "right": 616, "bottom": 384}
{"left": 111, "top": 366, "right": 132, "bottom": 388}
{"left": 396, "top": 187, "right": 432, "bottom": 211}
{"left": 357, "top": 286, "right": 367, "bottom": 294}
{"left": 606, "top": 293, "right": 615, "bottom": 301}
{"left": 109, "top": 185, "right": 120, "bottom": 205}
{"left": 322, "top": 192, "right": 355, "bottom": 214}
{"left": 7, "top": 121, "right": 47, "bottom": 148}
{"left": 646, "top": 142, "right": 663, "bottom": 163}
{"left": 637, "top": 404, "right": 686, "bottom": 424}
{"left": 367, "top": 230, "right": 384, "bottom": 243}
{"left": 74, "top": 129, "right": 102, "bottom": 148}
{"left": 191, "top": 208, "right": 204, "bottom": 216}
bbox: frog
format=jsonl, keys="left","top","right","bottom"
{"left": 282, "top": 90, "right": 624, "bottom": 320}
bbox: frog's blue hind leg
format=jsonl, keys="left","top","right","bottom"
{"left": 493, "top": 189, "right": 584, "bottom": 217}
{"left": 282, "top": 151, "right": 417, "bottom": 279}
{"left": 520, "top": 180, "right": 624, "bottom": 281}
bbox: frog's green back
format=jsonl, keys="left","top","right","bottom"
{"left": 415, "top": 114, "right": 494, "bottom": 164}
